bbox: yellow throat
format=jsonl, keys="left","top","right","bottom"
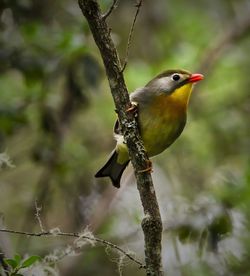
{"left": 169, "top": 82, "right": 193, "bottom": 108}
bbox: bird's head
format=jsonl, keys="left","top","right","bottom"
{"left": 145, "top": 69, "right": 204, "bottom": 107}
{"left": 146, "top": 69, "right": 203, "bottom": 94}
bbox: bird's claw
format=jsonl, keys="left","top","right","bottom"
{"left": 138, "top": 160, "right": 153, "bottom": 173}
{"left": 126, "top": 102, "right": 138, "bottom": 113}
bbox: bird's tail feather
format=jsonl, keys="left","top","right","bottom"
{"left": 95, "top": 150, "right": 129, "bottom": 188}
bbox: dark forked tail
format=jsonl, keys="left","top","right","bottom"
{"left": 95, "top": 150, "right": 129, "bottom": 188}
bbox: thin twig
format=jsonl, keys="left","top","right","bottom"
{"left": 0, "top": 228, "right": 145, "bottom": 269}
{"left": 102, "top": 0, "right": 119, "bottom": 20}
{"left": 121, "top": 0, "right": 143, "bottom": 72}
{"left": 35, "top": 201, "right": 45, "bottom": 232}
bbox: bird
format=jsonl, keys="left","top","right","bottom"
{"left": 95, "top": 69, "right": 204, "bottom": 188}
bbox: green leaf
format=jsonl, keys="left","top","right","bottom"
{"left": 14, "top": 254, "right": 22, "bottom": 265}
{"left": 4, "top": 258, "right": 18, "bottom": 269}
{"left": 21, "top": 256, "right": 41, "bottom": 268}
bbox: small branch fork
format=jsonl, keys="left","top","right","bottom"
{"left": 35, "top": 201, "right": 45, "bottom": 233}
{"left": 102, "top": 0, "right": 119, "bottom": 20}
{"left": 102, "top": 0, "right": 143, "bottom": 72}
{"left": 0, "top": 228, "right": 145, "bottom": 269}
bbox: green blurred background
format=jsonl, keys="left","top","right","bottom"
{"left": 0, "top": 0, "right": 250, "bottom": 275}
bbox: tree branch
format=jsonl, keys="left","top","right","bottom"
{"left": 0, "top": 228, "right": 145, "bottom": 269}
{"left": 78, "top": 1, "right": 163, "bottom": 275}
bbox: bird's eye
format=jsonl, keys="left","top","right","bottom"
{"left": 172, "top": 74, "right": 180, "bottom": 81}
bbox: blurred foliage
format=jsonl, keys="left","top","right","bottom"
{"left": 3, "top": 254, "right": 42, "bottom": 275}
{"left": 0, "top": 0, "right": 250, "bottom": 275}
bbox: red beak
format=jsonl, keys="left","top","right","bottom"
{"left": 188, "top": 73, "right": 204, "bottom": 83}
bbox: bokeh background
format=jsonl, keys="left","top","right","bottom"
{"left": 0, "top": 0, "right": 250, "bottom": 275}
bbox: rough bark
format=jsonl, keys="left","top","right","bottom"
{"left": 78, "top": 1, "right": 163, "bottom": 275}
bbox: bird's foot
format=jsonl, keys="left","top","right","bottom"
{"left": 126, "top": 102, "right": 138, "bottom": 113}
{"left": 138, "top": 160, "right": 153, "bottom": 173}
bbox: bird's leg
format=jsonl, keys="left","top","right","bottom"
{"left": 126, "top": 101, "right": 138, "bottom": 113}
{"left": 138, "top": 159, "right": 153, "bottom": 173}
